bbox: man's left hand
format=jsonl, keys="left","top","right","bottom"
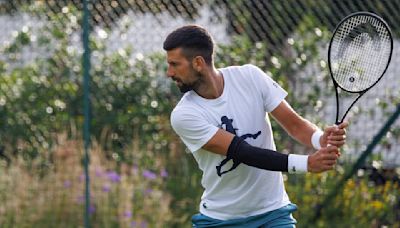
{"left": 321, "top": 121, "right": 349, "bottom": 148}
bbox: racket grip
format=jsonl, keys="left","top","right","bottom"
{"left": 326, "top": 124, "right": 338, "bottom": 147}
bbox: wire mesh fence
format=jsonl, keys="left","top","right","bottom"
{"left": 1, "top": 0, "right": 400, "bottom": 227}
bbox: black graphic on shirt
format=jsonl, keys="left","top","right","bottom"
{"left": 216, "top": 116, "right": 261, "bottom": 176}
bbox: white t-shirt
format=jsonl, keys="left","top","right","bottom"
{"left": 170, "top": 64, "right": 291, "bottom": 220}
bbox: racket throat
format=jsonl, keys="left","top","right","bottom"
{"left": 335, "top": 90, "right": 365, "bottom": 125}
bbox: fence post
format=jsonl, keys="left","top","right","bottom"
{"left": 82, "top": 0, "right": 91, "bottom": 227}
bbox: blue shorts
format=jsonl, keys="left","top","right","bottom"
{"left": 192, "top": 203, "right": 297, "bottom": 228}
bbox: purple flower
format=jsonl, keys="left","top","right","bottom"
{"left": 95, "top": 168, "right": 103, "bottom": 177}
{"left": 160, "top": 168, "right": 168, "bottom": 178}
{"left": 63, "top": 180, "right": 72, "bottom": 188}
{"left": 123, "top": 210, "right": 132, "bottom": 218}
{"left": 102, "top": 184, "right": 111, "bottom": 192}
{"left": 141, "top": 221, "right": 148, "bottom": 228}
{"left": 89, "top": 204, "right": 96, "bottom": 214}
{"left": 142, "top": 170, "right": 157, "bottom": 180}
{"left": 106, "top": 171, "right": 121, "bottom": 183}
{"left": 144, "top": 188, "right": 153, "bottom": 195}
{"left": 131, "top": 221, "right": 137, "bottom": 227}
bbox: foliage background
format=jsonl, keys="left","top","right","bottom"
{"left": 1, "top": 1, "right": 400, "bottom": 227}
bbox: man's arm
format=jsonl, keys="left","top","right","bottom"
{"left": 202, "top": 128, "right": 234, "bottom": 156}
{"left": 203, "top": 128, "right": 339, "bottom": 173}
{"left": 270, "top": 100, "right": 348, "bottom": 149}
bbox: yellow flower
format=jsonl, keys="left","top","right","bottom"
{"left": 371, "top": 200, "right": 384, "bottom": 210}
{"left": 346, "top": 179, "right": 355, "bottom": 189}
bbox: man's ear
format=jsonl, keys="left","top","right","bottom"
{"left": 192, "top": 56, "right": 205, "bottom": 72}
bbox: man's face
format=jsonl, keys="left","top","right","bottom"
{"left": 166, "top": 48, "right": 201, "bottom": 93}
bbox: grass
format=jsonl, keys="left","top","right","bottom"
{"left": 0, "top": 134, "right": 173, "bottom": 227}
{"left": 1, "top": 133, "right": 400, "bottom": 227}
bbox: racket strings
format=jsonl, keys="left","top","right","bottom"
{"left": 330, "top": 15, "right": 392, "bottom": 92}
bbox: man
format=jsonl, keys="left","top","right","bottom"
{"left": 163, "top": 25, "right": 348, "bottom": 227}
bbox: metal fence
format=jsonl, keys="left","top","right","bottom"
{"left": 1, "top": 0, "right": 400, "bottom": 227}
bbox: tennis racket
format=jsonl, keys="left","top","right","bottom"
{"left": 328, "top": 12, "right": 393, "bottom": 125}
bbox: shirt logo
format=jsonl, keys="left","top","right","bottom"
{"left": 216, "top": 116, "right": 261, "bottom": 176}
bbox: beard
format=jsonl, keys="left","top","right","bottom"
{"left": 174, "top": 71, "right": 202, "bottom": 94}
{"left": 178, "top": 83, "right": 193, "bottom": 93}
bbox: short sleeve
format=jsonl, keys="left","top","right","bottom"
{"left": 170, "top": 107, "right": 219, "bottom": 153}
{"left": 248, "top": 65, "right": 288, "bottom": 112}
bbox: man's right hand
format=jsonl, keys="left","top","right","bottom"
{"left": 307, "top": 146, "right": 339, "bottom": 173}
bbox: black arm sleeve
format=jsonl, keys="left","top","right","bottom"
{"left": 216, "top": 135, "right": 288, "bottom": 176}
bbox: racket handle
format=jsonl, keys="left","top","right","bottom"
{"left": 327, "top": 124, "right": 338, "bottom": 147}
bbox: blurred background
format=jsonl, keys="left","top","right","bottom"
{"left": 0, "top": 0, "right": 400, "bottom": 227}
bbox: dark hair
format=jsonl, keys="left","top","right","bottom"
{"left": 163, "top": 25, "right": 214, "bottom": 65}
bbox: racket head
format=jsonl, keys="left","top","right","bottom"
{"left": 328, "top": 12, "right": 393, "bottom": 93}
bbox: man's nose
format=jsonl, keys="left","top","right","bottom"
{"left": 166, "top": 67, "right": 174, "bottom": 78}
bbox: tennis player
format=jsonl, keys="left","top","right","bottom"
{"left": 163, "top": 25, "right": 348, "bottom": 228}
